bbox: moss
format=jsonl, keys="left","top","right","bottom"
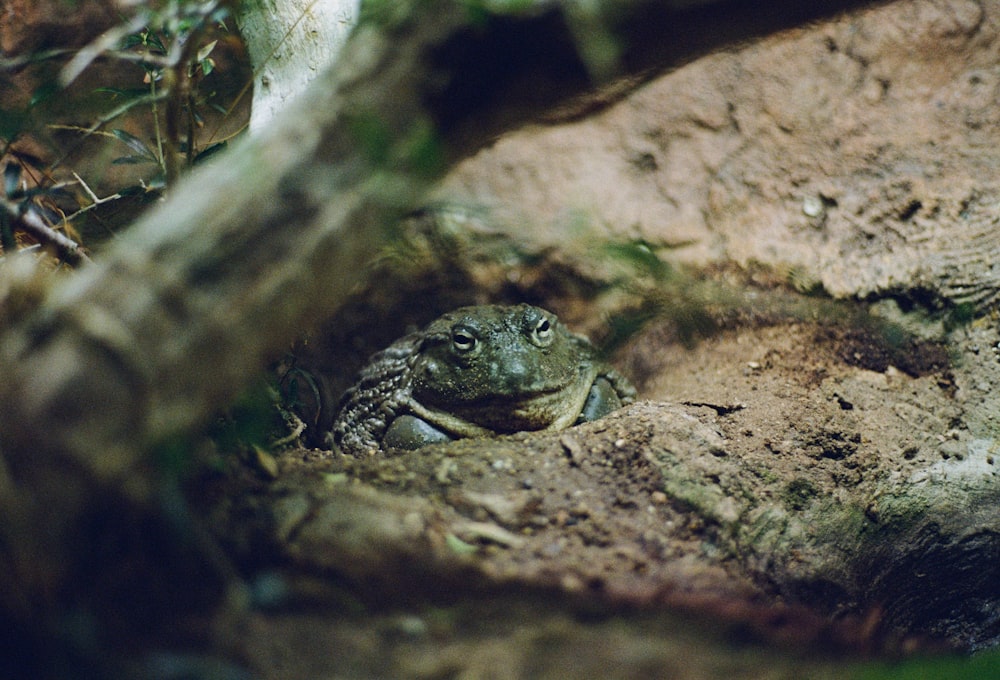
{"left": 661, "top": 477, "right": 733, "bottom": 525}
{"left": 782, "top": 478, "right": 820, "bottom": 511}
{"left": 738, "top": 506, "right": 792, "bottom": 554}
{"left": 737, "top": 498, "right": 871, "bottom": 575}
{"left": 809, "top": 500, "right": 870, "bottom": 546}
{"left": 852, "top": 646, "right": 1000, "bottom": 679}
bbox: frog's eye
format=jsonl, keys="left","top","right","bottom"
{"left": 451, "top": 326, "right": 478, "bottom": 353}
{"left": 532, "top": 316, "right": 554, "bottom": 347}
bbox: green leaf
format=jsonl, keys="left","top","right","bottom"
{"left": 144, "top": 30, "right": 167, "bottom": 54}
{"left": 193, "top": 142, "right": 227, "bottom": 164}
{"left": 197, "top": 39, "right": 218, "bottom": 64}
{"left": 118, "top": 184, "right": 148, "bottom": 197}
{"left": 603, "top": 239, "right": 674, "bottom": 281}
{"left": 445, "top": 533, "right": 478, "bottom": 555}
{"left": 29, "top": 81, "right": 60, "bottom": 108}
{"left": 112, "top": 155, "right": 158, "bottom": 165}
{"left": 22, "top": 185, "right": 71, "bottom": 203}
{"left": 23, "top": 202, "right": 60, "bottom": 226}
{"left": 9, "top": 149, "right": 46, "bottom": 172}
{"left": 111, "top": 128, "right": 157, "bottom": 162}
{"left": 120, "top": 34, "right": 146, "bottom": 49}
{"left": 3, "top": 162, "right": 21, "bottom": 197}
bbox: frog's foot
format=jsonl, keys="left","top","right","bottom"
{"left": 577, "top": 377, "right": 624, "bottom": 423}
{"left": 383, "top": 414, "right": 455, "bottom": 450}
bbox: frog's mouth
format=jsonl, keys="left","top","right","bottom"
{"left": 408, "top": 370, "right": 596, "bottom": 437}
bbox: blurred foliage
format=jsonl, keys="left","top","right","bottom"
{"left": 0, "top": 0, "right": 248, "bottom": 263}
{"left": 208, "top": 377, "right": 293, "bottom": 455}
{"left": 346, "top": 111, "right": 445, "bottom": 190}
{"left": 146, "top": 375, "right": 294, "bottom": 487}
{"left": 597, "top": 238, "right": 719, "bottom": 351}
{"left": 853, "top": 648, "right": 1000, "bottom": 680}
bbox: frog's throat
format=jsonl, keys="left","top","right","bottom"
{"left": 404, "top": 365, "right": 598, "bottom": 439}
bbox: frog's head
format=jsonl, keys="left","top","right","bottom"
{"left": 410, "top": 304, "right": 596, "bottom": 431}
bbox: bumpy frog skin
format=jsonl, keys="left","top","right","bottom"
{"left": 330, "top": 304, "right": 636, "bottom": 455}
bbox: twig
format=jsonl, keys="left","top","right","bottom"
{"left": 62, "top": 173, "right": 123, "bottom": 222}
{"left": 46, "top": 90, "right": 167, "bottom": 173}
{"left": 97, "top": 49, "right": 176, "bottom": 70}
{"left": 270, "top": 411, "right": 307, "bottom": 448}
{"left": 0, "top": 48, "right": 75, "bottom": 71}
{"left": 150, "top": 78, "right": 167, "bottom": 179}
{"left": 61, "top": 12, "right": 150, "bottom": 86}
{"left": 0, "top": 197, "right": 91, "bottom": 266}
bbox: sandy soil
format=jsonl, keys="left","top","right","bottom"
{"left": 209, "top": 291, "right": 997, "bottom": 677}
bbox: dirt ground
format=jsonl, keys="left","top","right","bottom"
{"left": 206, "top": 291, "right": 995, "bottom": 678}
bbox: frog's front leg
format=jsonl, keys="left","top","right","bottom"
{"left": 383, "top": 414, "right": 454, "bottom": 450}
{"left": 577, "top": 377, "right": 625, "bottom": 423}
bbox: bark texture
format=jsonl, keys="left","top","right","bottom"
{"left": 235, "top": 0, "right": 359, "bottom": 133}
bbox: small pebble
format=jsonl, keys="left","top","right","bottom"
{"left": 802, "top": 195, "right": 824, "bottom": 217}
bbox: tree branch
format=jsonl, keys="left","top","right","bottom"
{"left": 0, "top": 197, "right": 91, "bottom": 266}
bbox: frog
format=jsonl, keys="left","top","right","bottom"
{"left": 329, "top": 304, "right": 636, "bottom": 455}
